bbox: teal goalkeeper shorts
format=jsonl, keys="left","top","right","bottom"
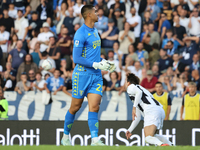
{"left": 72, "top": 72, "right": 103, "bottom": 99}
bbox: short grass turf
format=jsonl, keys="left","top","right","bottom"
{"left": 1, "top": 146, "right": 200, "bottom": 150}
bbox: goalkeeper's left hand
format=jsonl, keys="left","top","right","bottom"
{"left": 107, "top": 61, "right": 116, "bottom": 72}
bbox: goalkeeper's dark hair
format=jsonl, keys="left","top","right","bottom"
{"left": 81, "top": 5, "right": 94, "bottom": 19}
{"left": 126, "top": 73, "right": 140, "bottom": 85}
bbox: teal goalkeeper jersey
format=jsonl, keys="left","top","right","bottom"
{"left": 73, "top": 24, "right": 102, "bottom": 75}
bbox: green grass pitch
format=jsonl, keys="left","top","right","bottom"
{"left": 1, "top": 146, "right": 200, "bottom": 150}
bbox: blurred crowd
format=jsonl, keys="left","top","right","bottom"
{"left": 0, "top": 0, "right": 200, "bottom": 120}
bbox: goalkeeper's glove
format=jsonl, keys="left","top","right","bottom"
{"left": 107, "top": 61, "right": 116, "bottom": 72}
{"left": 92, "top": 60, "right": 111, "bottom": 71}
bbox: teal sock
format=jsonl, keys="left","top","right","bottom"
{"left": 88, "top": 112, "right": 99, "bottom": 138}
{"left": 64, "top": 110, "right": 75, "bottom": 135}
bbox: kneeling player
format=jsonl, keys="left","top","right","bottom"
{"left": 125, "top": 73, "right": 172, "bottom": 146}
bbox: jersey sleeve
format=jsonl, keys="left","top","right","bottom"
{"left": 127, "top": 84, "right": 142, "bottom": 107}
{"left": 127, "top": 107, "right": 141, "bottom": 132}
{"left": 73, "top": 30, "right": 85, "bottom": 48}
{"left": 73, "top": 29, "right": 94, "bottom": 67}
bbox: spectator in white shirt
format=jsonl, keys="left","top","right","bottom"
{"left": 127, "top": 7, "right": 141, "bottom": 45}
{"left": 187, "top": 0, "right": 198, "bottom": 11}
{"left": 39, "top": 51, "right": 56, "bottom": 78}
{"left": 132, "top": 61, "right": 142, "bottom": 79}
{"left": 0, "top": 24, "right": 10, "bottom": 70}
{"left": 37, "top": 22, "right": 54, "bottom": 52}
{"left": 104, "top": 50, "right": 121, "bottom": 81}
{"left": 32, "top": 72, "right": 45, "bottom": 92}
{"left": 179, "top": 9, "right": 189, "bottom": 35}
{"left": 2, "top": 71, "right": 13, "bottom": 91}
{"left": 14, "top": 10, "right": 29, "bottom": 42}
{"left": 8, "top": 3, "right": 18, "bottom": 19}
{"left": 188, "top": 8, "right": 200, "bottom": 36}
{"left": 113, "top": 42, "right": 123, "bottom": 61}
{"left": 118, "top": 22, "right": 135, "bottom": 54}
{"left": 170, "top": 0, "right": 187, "bottom": 8}
{"left": 72, "top": 0, "right": 84, "bottom": 17}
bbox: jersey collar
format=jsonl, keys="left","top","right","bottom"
{"left": 83, "top": 23, "right": 94, "bottom": 32}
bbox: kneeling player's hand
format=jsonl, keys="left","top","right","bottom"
{"left": 107, "top": 61, "right": 116, "bottom": 72}
{"left": 93, "top": 61, "right": 111, "bottom": 71}
{"left": 126, "top": 131, "right": 132, "bottom": 139}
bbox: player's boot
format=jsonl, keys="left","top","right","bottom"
{"left": 61, "top": 137, "right": 71, "bottom": 146}
{"left": 161, "top": 144, "right": 170, "bottom": 146}
{"left": 91, "top": 140, "right": 105, "bottom": 146}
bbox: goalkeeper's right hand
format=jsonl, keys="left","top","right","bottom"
{"left": 92, "top": 61, "right": 111, "bottom": 71}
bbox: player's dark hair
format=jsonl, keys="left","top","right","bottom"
{"left": 155, "top": 82, "right": 163, "bottom": 86}
{"left": 126, "top": 73, "right": 140, "bottom": 85}
{"left": 81, "top": 5, "right": 94, "bottom": 19}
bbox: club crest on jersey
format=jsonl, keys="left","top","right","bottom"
{"left": 80, "top": 90, "right": 84, "bottom": 96}
{"left": 93, "top": 32, "right": 97, "bottom": 38}
{"left": 75, "top": 40, "right": 79, "bottom": 47}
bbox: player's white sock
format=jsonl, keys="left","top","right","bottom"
{"left": 154, "top": 134, "right": 172, "bottom": 145}
{"left": 145, "top": 136, "right": 163, "bottom": 146}
{"left": 63, "top": 134, "right": 69, "bottom": 139}
{"left": 92, "top": 137, "right": 99, "bottom": 143}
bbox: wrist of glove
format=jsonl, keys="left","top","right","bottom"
{"left": 92, "top": 61, "right": 111, "bottom": 71}
{"left": 92, "top": 60, "right": 116, "bottom": 72}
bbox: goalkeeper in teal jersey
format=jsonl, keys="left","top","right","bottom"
{"left": 61, "top": 5, "right": 116, "bottom": 146}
